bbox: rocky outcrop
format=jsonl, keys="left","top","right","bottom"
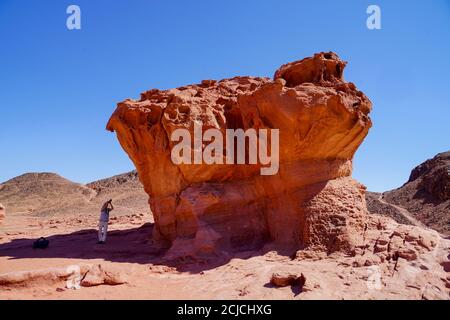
{"left": 366, "top": 152, "right": 450, "bottom": 235}
{"left": 366, "top": 192, "right": 413, "bottom": 226}
{"left": 407, "top": 151, "right": 450, "bottom": 202}
{"left": 79, "top": 264, "right": 127, "bottom": 287}
{"left": 0, "top": 264, "right": 126, "bottom": 289}
{"left": 107, "top": 52, "right": 373, "bottom": 255}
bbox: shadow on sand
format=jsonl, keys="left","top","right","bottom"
{"left": 0, "top": 223, "right": 297, "bottom": 273}
{"left": 0, "top": 223, "right": 159, "bottom": 265}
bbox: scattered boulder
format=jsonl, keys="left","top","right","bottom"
{"left": 0, "top": 264, "right": 126, "bottom": 289}
{"left": 80, "top": 264, "right": 127, "bottom": 287}
{"left": 270, "top": 271, "right": 306, "bottom": 287}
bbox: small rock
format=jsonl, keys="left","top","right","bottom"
{"left": 397, "top": 248, "right": 418, "bottom": 261}
{"left": 80, "top": 264, "right": 127, "bottom": 287}
{"left": 270, "top": 271, "right": 306, "bottom": 287}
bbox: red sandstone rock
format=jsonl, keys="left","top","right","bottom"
{"left": 107, "top": 52, "right": 372, "bottom": 255}
{"left": 0, "top": 264, "right": 126, "bottom": 289}
{"left": 80, "top": 264, "right": 127, "bottom": 287}
{"left": 271, "top": 271, "right": 306, "bottom": 287}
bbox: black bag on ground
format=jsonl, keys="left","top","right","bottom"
{"left": 33, "top": 237, "right": 49, "bottom": 249}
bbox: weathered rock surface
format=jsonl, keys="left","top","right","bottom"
{"left": 366, "top": 192, "right": 413, "bottom": 226}
{"left": 79, "top": 264, "right": 127, "bottom": 287}
{"left": 0, "top": 266, "right": 86, "bottom": 288}
{"left": 366, "top": 151, "right": 450, "bottom": 235}
{"left": 0, "top": 264, "right": 127, "bottom": 289}
{"left": 271, "top": 271, "right": 306, "bottom": 287}
{"left": 107, "top": 52, "right": 373, "bottom": 255}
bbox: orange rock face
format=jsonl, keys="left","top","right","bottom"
{"left": 107, "top": 52, "right": 372, "bottom": 255}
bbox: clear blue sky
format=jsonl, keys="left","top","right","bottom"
{"left": 0, "top": 0, "right": 449, "bottom": 192}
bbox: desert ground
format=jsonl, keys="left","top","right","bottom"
{"left": 1, "top": 203, "right": 449, "bottom": 300}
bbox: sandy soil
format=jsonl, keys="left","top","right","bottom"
{"left": 1, "top": 211, "right": 449, "bottom": 300}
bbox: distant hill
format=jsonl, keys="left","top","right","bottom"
{"left": 0, "top": 171, "right": 149, "bottom": 219}
{"left": 86, "top": 171, "right": 149, "bottom": 216}
{"left": 1, "top": 152, "right": 448, "bottom": 236}
{"left": 366, "top": 151, "right": 450, "bottom": 236}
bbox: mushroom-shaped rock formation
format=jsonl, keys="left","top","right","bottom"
{"left": 107, "top": 52, "right": 372, "bottom": 255}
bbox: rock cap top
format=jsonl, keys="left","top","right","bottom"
{"left": 274, "top": 52, "right": 347, "bottom": 87}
